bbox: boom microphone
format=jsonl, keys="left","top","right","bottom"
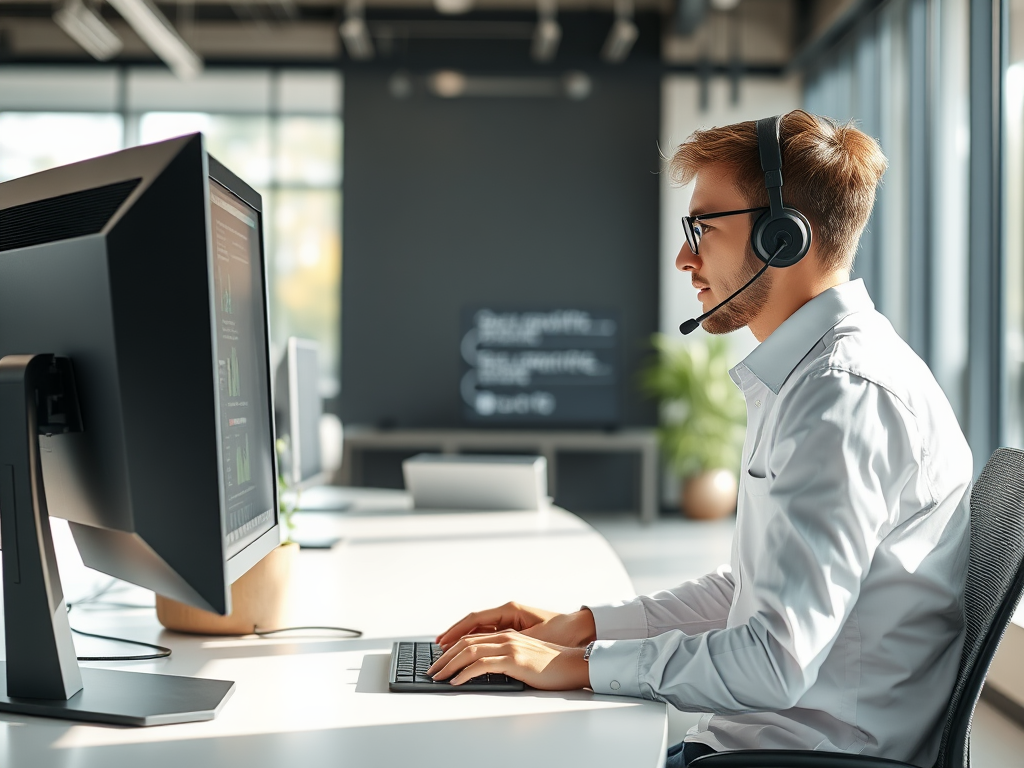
{"left": 679, "top": 240, "right": 788, "bottom": 335}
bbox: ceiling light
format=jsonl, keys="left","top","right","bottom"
{"left": 340, "top": 0, "right": 374, "bottom": 61}
{"left": 531, "top": 0, "right": 560, "bottom": 63}
{"left": 428, "top": 70, "right": 467, "bottom": 98}
{"left": 602, "top": 0, "right": 638, "bottom": 64}
{"left": 106, "top": 0, "right": 202, "bottom": 79}
{"left": 709, "top": 0, "right": 741, "bottom": 9}
{"left": 562, "top": 71, "right": 592, "bottom": 100}
{"left": 433, "top": 0, "right": 474, "bottom": 15}
{"left": 54, "top": 0, "right": 124, "bottom": 61}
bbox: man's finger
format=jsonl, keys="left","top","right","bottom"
{"left": 436, "top": 607, "right": 514, "bottom": 646}
{"left": 450, "top": 655, "right": 510, "bottom": 686}
{"left": 429, "top": 637, "right": 504, "bottom": 679}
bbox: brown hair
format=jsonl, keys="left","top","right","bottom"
{"left": 668, "top": 110, "right": 888, "bottom": 273}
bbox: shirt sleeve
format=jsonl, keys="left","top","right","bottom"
{"left": 584, "top": 564, "right": 736, "bottom": 640}
{"left": 587, "top": 368, "right": 916, "bottom": 713}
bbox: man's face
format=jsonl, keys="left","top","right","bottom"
{"left": 675, "top": 164, "right": 771, "bottom": 335}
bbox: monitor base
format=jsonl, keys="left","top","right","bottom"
{"left": 0, "top": 665, "right": 235, "bottom": 726}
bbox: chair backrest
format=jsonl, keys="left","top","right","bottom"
{"left": 935, "top": 448, "right": 1024, "bottom": 768}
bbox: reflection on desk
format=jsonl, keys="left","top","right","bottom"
{"left": 1, "top": 492, "right": 668, "bottom": 768}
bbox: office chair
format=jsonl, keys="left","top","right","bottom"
{"left": 691, "top": 447, "right": 1024, "bottom": 768}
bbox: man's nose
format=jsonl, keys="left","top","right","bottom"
{"left": 676, "top": 242, "right": 699, "bottom": 272}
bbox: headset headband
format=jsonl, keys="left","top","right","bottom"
{"left": 756, "top": 116, "right": 786, "bottom": 220}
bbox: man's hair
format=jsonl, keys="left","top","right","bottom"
{"left": 668, "top": 110, "right": 888, "bottom": 273}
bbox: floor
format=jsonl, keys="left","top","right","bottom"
{"left": 576, "top": 510, "right": 1024, "bottom": 767}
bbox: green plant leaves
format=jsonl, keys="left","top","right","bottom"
{"left": 637, "top": 334, "right": 746, "bottom": 478}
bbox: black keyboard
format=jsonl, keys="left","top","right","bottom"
{"left": 388, "top": 641, "right": 525, "bottom": 692}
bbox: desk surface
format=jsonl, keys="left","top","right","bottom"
{"left": 1, "top": 495, "right": 668, "bottom": 768}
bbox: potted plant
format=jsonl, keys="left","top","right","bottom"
{"left": 638, "top": 334, "right": 746, "bottom": 520}
{"left": 155, "top": 439, "right": 301, "bottom": 634}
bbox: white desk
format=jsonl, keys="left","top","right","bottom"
{"left": 0, "top": 495, "right": 669, "bottom": 767}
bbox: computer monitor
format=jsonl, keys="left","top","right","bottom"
{"left": 0, "top": 133, "right": 279, "bottom": 725}
{"left": 275, "top": 337, "right": 327, "bottom": 490}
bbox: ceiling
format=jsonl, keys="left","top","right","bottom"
{"left": 0, "top": 0, "right": 849, "bottom": 71}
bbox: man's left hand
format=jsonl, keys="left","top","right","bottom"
{"left": 426, "top": 629, "right": 590, "bottom": 690}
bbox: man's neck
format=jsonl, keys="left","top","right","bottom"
{"left": 748, "top": 270, "right": 850, "bottom": 342}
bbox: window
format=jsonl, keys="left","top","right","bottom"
{"left": 0, "top": 68, "right": 343, "bottom": 398}
{"left": 1005, "top": 2, "right": 1024, "bottom": 449}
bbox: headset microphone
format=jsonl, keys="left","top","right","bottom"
{"left": 678, "top": 239, "right": 787, "bottom": 336}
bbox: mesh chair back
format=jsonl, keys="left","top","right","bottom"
{"left": 935, "top": 448, "right": 1024, "bottom": 768}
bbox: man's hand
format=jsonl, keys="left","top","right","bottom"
{"left": 435, "top": 602, "right": 597, "bottom": 649}
{"left": 427, "top": 629, "right": 590, "bottom": 691}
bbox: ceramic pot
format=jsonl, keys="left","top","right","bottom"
{"left": 156, "top": 541, "right": 298, "bottom": 635}
{"left": 681, "top": 469, "right": 738, "bottom": 521}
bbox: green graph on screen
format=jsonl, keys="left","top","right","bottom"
{"left": 227, "top": 347, "right": 241, "bottom": 397}
{"left": 236, "top": 434, "right": 251, "bottom": 484}
{"left": 220, "top": 269, "right": 233, "bottom": 315}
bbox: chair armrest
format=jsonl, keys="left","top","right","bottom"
{"left": 689, "top": 750, "right": 918, "bottom": 768}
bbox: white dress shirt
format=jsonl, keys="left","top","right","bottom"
{"left": 585, "top": 280, "right": 972, "bottom": 766}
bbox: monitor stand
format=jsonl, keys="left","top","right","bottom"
{"left": 0, "top": 354, "right": 234, "bottom": 726}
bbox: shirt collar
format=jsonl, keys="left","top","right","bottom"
{"left": 734, "top": 279, "right": 874, "bottom": 395}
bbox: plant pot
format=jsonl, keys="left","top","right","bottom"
{"left": 155, "top": 541, "right": 298, "bottom": 635}
{"left": 681, "top": 469, "right": 738, "bottom": 521}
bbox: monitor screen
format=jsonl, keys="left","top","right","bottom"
{"left": 210, "top": 179, "right": 276, "bottom": 557}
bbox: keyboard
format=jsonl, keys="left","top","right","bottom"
{"left": 388, "top": 641, "right": 525, "bottom": 692}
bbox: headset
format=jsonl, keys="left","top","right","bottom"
{"left": 750, "top": 114, "right": 811, "bottom": 267}
{"left": 678, "top": 114, "right": 812, "bottom": 335}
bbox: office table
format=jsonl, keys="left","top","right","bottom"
{"left": 0, "top": 496, "right": 669, "bottom": 767}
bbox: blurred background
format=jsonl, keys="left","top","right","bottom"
{"left": 4, "top": 1, "right": 1024, "bottom": 755}
{"left": 0, "top": 0, "right": 1018, "bottom": 505}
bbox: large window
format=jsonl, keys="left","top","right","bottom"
{"left": 0, "top": 67, "right": 343, "bottom": 398}
{"left": 1005, "top": 0, "right": 1024, "bottom": 450}
{"left": 803, "top": 0, "right": 971, "bottom": 429}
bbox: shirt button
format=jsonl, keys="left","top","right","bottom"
{"left": 754, "top": 399, "right": 762, "bottom": 408}
{"left": 610, "top": 681, "right": 621, "bottom": 690}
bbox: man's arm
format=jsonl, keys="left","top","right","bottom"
{"left": 586, "top": 565, "right": 736, "bottom": 640}
{"left": 432, "top": 369, "right": 910, "bottom": 705}
{"left": 587, "top": 368, "right": 908, "bottom": 712}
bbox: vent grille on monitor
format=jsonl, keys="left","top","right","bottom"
{"left": 0, "top": 178, "right": 141, "bottom": 253}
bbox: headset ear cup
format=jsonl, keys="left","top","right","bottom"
{"left": 751, "top": 208, "right": 811, "bottom": 268}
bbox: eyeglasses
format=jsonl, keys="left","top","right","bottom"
{"left": 681, "top": 207, "right": 768, "bottom": 255}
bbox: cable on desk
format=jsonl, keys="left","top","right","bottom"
{"left": 253, "top": 625, "right": 363, "bottom": 638}
{"left": 65, "top": 580, "right": 362, "bottom": 657}
{"left": 66, "top": 603, "right": 173, "bottom": 662}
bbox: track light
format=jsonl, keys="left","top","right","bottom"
{"left": 434, "top": 0, "right": 474, "bottom": 14}
{"left": 531, "top": 0, "right": 561, "bottom": 63}
{"left": 106, "top": 0, "right": 202, "bottom": 79}
{"left": 54, "top": 0, "right": 124, "bottom": 61}
{"left": 340, "top": 0, "right": 375, "bottom": 61}
{"left": 602, "top": 0, "right": 638, "bottom": 63}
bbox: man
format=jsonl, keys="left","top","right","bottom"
{"left": 427, "top": 110, "right": 972, "bottom": 767}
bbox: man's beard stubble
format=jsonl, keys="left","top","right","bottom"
{"left": 701, "top": 242, "right": 773, "bottom": 335}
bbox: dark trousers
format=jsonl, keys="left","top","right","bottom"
{"left": 666, "top": 740, "right": 717, "bottom": 767}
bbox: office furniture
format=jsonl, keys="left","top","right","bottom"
{"left": 338, "top": 426, "right": 660, "bottom": 523}
{"left": 0, "top": 495, "right": 668, "bottom": 767}
{"left": 690, "top": 448, "right": 1024, "bottom": 768}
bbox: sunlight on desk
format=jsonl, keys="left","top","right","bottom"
{"left": 52, "top": 648, "right": 650, "bottom": 750}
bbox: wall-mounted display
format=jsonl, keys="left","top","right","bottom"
{"left": 461, "top": 307, "right": 619, "bottom": 425}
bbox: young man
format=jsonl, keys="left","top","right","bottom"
{"left": 427, "top": 110, "right": 973, "bottom": 768}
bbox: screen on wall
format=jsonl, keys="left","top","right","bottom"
{"left": 461, "top": 307, "right": 620, "bottom": 425}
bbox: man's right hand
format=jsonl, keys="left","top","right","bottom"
{"left": 435, "top": 602, "right": 597, "bottom": 650}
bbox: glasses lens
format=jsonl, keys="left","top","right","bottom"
{"left": 682, "top": 217, "right": 701, "bottom": 254}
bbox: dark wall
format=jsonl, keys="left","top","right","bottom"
{"left": 341, "top": 69, "right": 660, "bottom": 429}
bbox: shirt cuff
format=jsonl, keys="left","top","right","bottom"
{"left": 587, "top": 638, "right": 646, "bottom": 698}
{"left": 584, "top": 598, "right": 648, "bottom": 640}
